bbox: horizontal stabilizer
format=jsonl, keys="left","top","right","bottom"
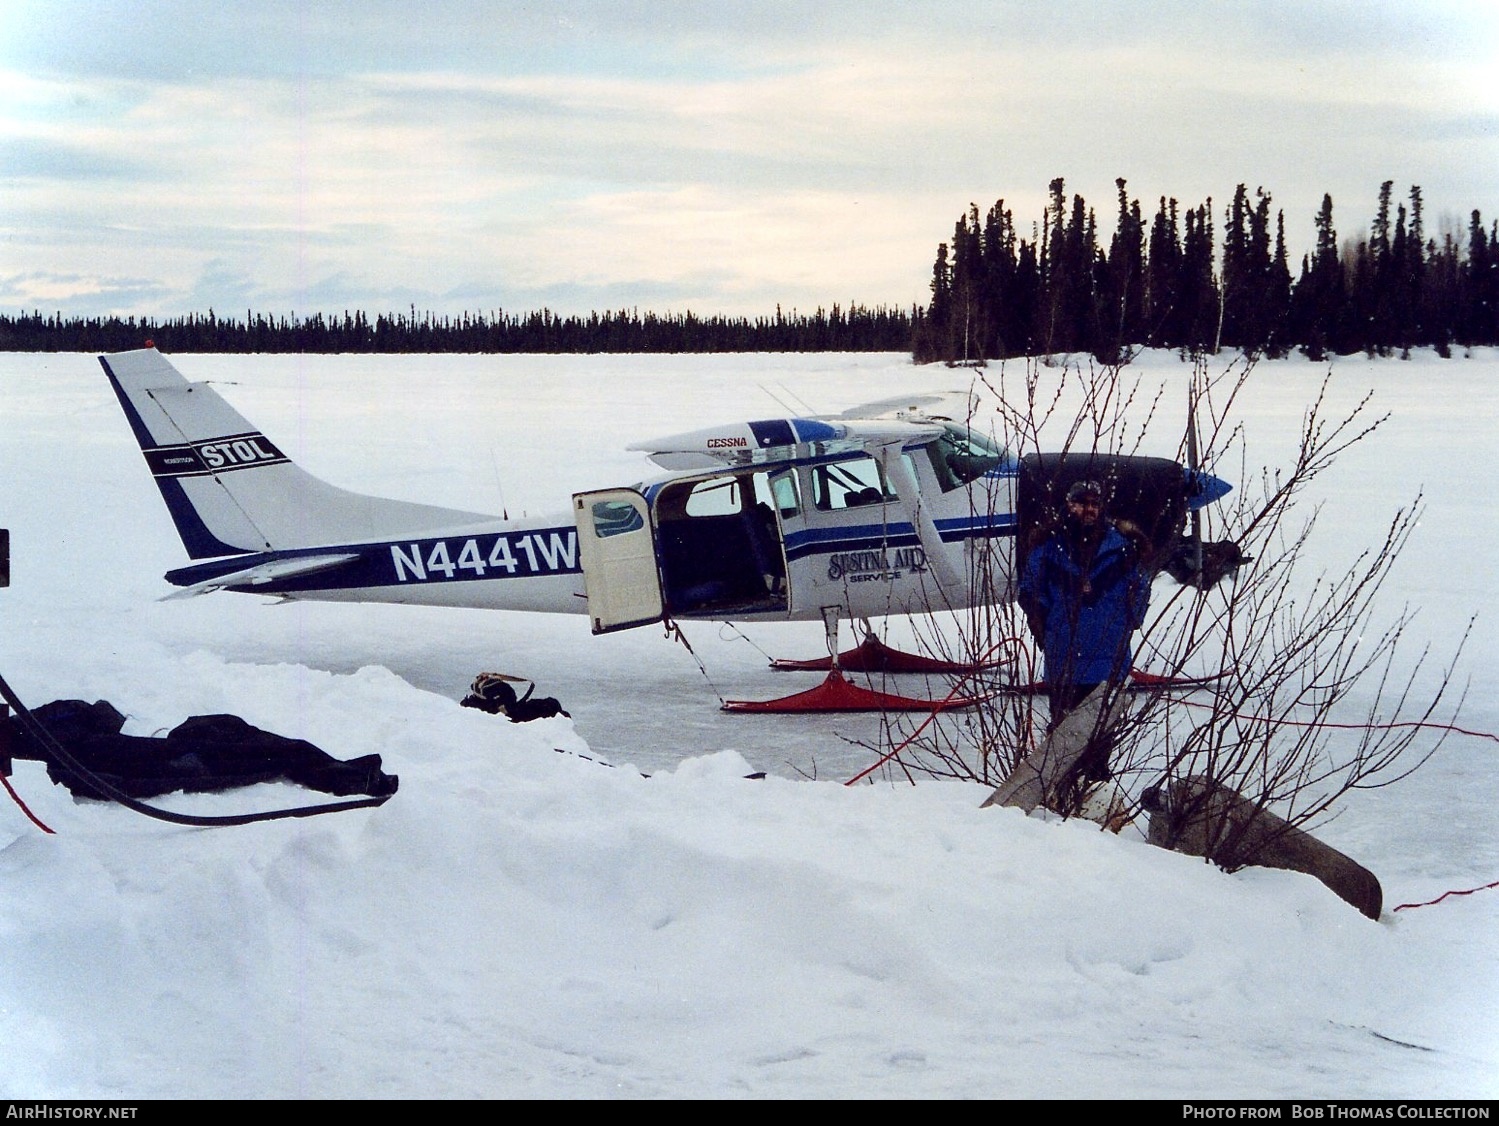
{"left": 161, "top": 552, "right": 362, "bottom": 600}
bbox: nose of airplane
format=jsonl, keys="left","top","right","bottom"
{"left": 1185, "top": 468, "right": 1233, "bottom": 510}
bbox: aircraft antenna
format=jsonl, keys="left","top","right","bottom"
{"left": 489, "top": 446, "right": 509, "bottom": 521}
{"left": 759, "top": 382, "right": 818, "bottom": 416}
{"left": 777, "top": 382, "right": 818, "bottom": 413}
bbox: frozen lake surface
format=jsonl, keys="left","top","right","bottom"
{"left": 0, "top": 347, "right": 1494, "bottom": 1098}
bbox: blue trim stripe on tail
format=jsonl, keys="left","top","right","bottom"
{"left": 99, "top": 355, "right": 249, "bottom": 560}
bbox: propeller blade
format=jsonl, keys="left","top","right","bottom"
{"left": 1186, "top": 386, "right": 1204, "bottom": 587}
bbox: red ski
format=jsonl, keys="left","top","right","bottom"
{"left": 768, "top": 632, "right": 999, "bottom": 675}
{"left": 723, "top": 669, "right": 987, "bottom": 714}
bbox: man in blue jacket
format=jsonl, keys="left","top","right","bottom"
{"left": 1018, "top": 478, "right": 1152, "bottom": 809}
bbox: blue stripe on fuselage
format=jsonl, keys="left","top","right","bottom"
{"left": 166, "top": 526, "right": 583, "bottom": 593}
{"left": 935, "top": 512, "right": 1019, "bottom": 540}
{"left": 782, "top": 513, "right": 1016, "bottom": 563}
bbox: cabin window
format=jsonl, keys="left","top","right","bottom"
{"left": 682, "top": 476, "right": 742, "bottom": 517}
{"left": 591, "top": 499, "right": 645, "bottom": 538}
{"left": 769, "top": 470, "right": 800, "bottom": 518}
{"left": 660, "top": 472, "right": 787, "bottom": 521}
{"left": 927, "top": 425, "right": 1008, "bottom": 492}
{"left": 812, "top": 456, "right": 897, "bottom": 511}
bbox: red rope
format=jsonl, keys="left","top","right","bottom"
{"left": 2, "top": 774, "right": 55, "bottom": 834}
{"left": 1393, "top": 879, "right": 1499, "bottom": 912}
{"left": 1171, "top": 695, "right": 1499, "bottom": 743}
{"left": 844, "top": 678, "right": 985, "bottom": 786}
{"left": 844, "top": 638, "right": 1023, "bottom": 786}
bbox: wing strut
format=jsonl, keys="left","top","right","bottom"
{"left": 877, "top": 442, "right": 964, "bottom": 604}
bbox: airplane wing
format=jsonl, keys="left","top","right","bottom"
{"left": 629, "top": 418, "right": 944, "bottom": 471}
{"left": 830, "top": 391, "right": 975, "bottom": 421}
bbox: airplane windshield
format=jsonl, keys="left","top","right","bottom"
{"left": 929, "top": 425, "right": 1007, "bottom": 492}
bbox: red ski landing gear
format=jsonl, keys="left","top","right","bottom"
{"left": 722, "top": 668, "right": 987, "bottom": 713}
{"left": 723, "top": 613, "right": 989, "bottom": 714}
{"left": 767, "top": 628, "right": 998, "bottom": 675}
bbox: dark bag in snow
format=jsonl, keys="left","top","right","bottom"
{"left": 460, "top": 673, "right": 569, "bottom": 722}
{"left": 5, "top": 699, "right": 398, "bottom": 801}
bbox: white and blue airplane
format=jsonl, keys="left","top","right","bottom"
{"left": 99, "top": 347, "right": 1232, "bottom": 710}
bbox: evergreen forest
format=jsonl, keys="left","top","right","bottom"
{"left": 913, "top": 179, "right": 1499, "bottom": 364}
{"left": 0, "top": 304, "right": 911, "bottom": 356}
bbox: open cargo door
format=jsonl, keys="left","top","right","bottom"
{"left": 572, "top": 488, "right": 664, "bottom": 634}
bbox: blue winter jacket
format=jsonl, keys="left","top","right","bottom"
{"left": 1018, "top": 521, "right": 1151, "bottom": 685}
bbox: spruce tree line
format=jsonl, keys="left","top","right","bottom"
{"left": 912, "top": 178, "right": 1499, "bottom": 363}
{"left": 0, "top": 302, "right": 913, "bottom": 355}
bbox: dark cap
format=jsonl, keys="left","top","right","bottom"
{"left": 1066, "top": 479, "right": 1104, "bottom": 503}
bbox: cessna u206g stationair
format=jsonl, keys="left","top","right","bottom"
{"left": 99, "top": 347, "right": 1232, "bottom": 711}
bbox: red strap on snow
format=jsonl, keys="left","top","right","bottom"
{"left": 844, "top": 639, "right": 1021, "bottom": 786}
{"left": 2, "top": 774, "right": 54, "bottom": 834}
{"left": 1393, "top": 879, "right": 1499, "bottom": 912}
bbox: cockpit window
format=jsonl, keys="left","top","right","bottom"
{"left": 812, "top": 456, "right": 896, "bottom": 511}
{"left": 927, "top": 424, "right": 1007, "bottom": 492}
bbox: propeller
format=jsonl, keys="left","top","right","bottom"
{"left": 1186, "top": 384, "right": 1204, "bottom": 589}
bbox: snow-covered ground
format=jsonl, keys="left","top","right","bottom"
{"left": 0, "top": 348, "right": 1493, "bottom": 1099}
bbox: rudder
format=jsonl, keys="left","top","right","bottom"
{"left": 100, "top": 348, "right": 492, "bottom": 559}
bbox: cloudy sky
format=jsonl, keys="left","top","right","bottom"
{"left": 2, "top": 0, "right": 1495, "bottom": 320}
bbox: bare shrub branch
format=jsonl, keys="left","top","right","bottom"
{"left": 867, "top": 352, "right": 1464, "bottom": 864}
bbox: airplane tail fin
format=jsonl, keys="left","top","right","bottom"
{"left": 100, "top": 348, "right": 492, "bottom": 560}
